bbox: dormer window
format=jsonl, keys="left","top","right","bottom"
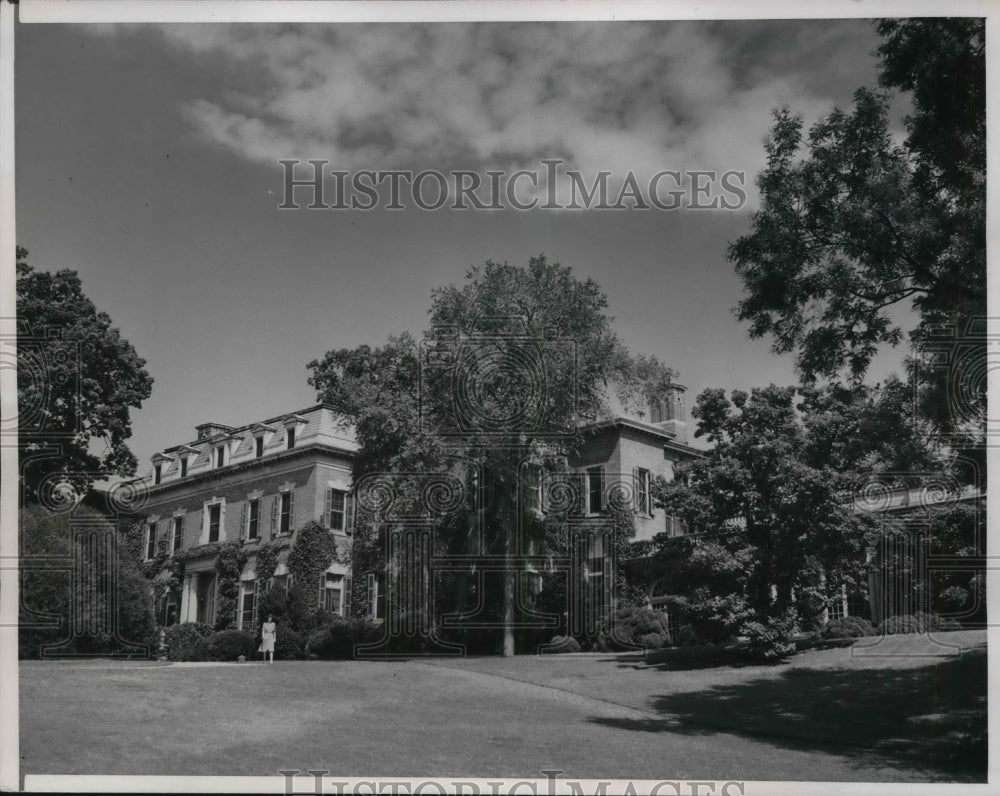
{"left": 176, "top": 444, "right": 197, "bottom": 478}
{"left": 250, "top": 423, "right": 276, "bottom": 458}
{"left": 215, "top": 446, "right": 225, "bottom": 468}
{"left": 153, "top": 464, "right": 162, "bottom": 485}
{"left": 281, "top": 415, "right": 306, "bottom": 451}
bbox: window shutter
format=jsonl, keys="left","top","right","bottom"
{"left": 344, "top": 577, "right": 352, "bottom": 615}
{"left": 324, "top": 488, "right": 332, "bottom": 527}
{"left": 241, "top": 504, "right": 248, "bottom": 539}
{"left": 288, "top": 491, "right": 296, "bottom": 530}
{"left": 632, "top": 468, "right": 639, "bottom": 513}
{"left": 346, "top": 493, "right": 355, "bottom": 534}
{"left": 270, "top": 496, "right": 278, "bottom": 533}
{"left": 318, "top": 572, "right": 325, "bottom": 608}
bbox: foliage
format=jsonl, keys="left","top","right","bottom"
{"left": 660, "top": 592, "right": 751, "bottom": 646}
{"left": 273, "top": 621, "right": 306, "bottom": 660}
{"left": 206, "top": 630, "right": 257, "bottom": 661}
{"left": 592, "top": 605, "right": 673, "bottom": 651}
{"left": 256, "top": 582, "right": 327, "bottom": 640}
{"left": 19, "top": 504, "right": 156, "bottom": 658}
{"left": 636, "top": 632, "right": 668, "bottom": 649}
{"left": 287, "top": 520, "right": 339, "bottom": 603}
{"left": 309, "top": 256, "right": 674, "bottom": 655}
{"left": 880, "top": 612, "right": 962, "bottom": 635}
{"left": 213, "top": 541, "right": 248, "bottom": 631}
{"left": 728, "top": 19, "right": 985, "bottom": 473}
{"left": 655, "top": 386, "right": 878, "bottom": 625}
{"left": 164, "top": 623, "right": 214, "bottom": 662}
{"left": 306, "top": 617, "right": 378, "bottom": 660}
{"left": 545, "top": 635, "right": 581, "bottom": 654}
{"left": 821, "top": 616, "right": 876, "bottom": 640}
{"left": 16, "top": 247, "right": 154, "bottom": 503}
{"left": 742, "top": 609, "right": 798, "bottom": 662}
{"left": 254, "top": 541, "right": 281, "bottom": 584}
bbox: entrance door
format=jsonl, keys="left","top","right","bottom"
{"left": 196, "top": 573, "right": 217, "bottom": 626}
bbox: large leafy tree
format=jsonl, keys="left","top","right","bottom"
{"left": 309, "top": 255, "right": 672, "bottom": 655}
{"left": 16, "top": 247, "right": 154, "bottom": 503}
{"left": 728, "top": 19, "right": 985, "bottom": 472}
{"left": 653, "top": 381, "right": 937, "bottom": 637}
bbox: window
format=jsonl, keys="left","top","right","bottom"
{"left": 273, "top": 491, "right": 295, "bottom": 535}
{"left": 367, "top": 572, "right": 385, "bottom": 620}
{"left": 240, "top": 583, "right": 257, "bottom": 630}
{"left": 255, "top": 436, "right": 264, "bottom": 458}
{"left": 286, "top": 427, "right": 296, "bottom": 450}
{"left": 208, "top": 503, "right": 222, "bottom": 542}
{"left": 635, "top": 468, "right": 650, "bottom": 515}
{"left": 323, "top": 573, "right": 343, "bottom": 615}
{"left": 650, "top": 398, "right": 664, "bottom": 424}
{"left": 326, "top": 489, "right": 348, "bottom": 531}
{"left": 524, "top": 464, "right": 542, "bottom": 514}
{"left": 665, "top": 515, "right": 687, "bottom": 537}
{"left": 180, "top": 457, "right": 188, "bottom": 478}
{"left": 145, "top": 523, "right": 156, "bottom": 559}
{"left": 172, "top": 516, "right": 184, "bottom": 553}
{"left": 153, "top": 464, "right": 162, "bottom": 485}
{"left": 247, "top": 499, "right": 260, "bottom": 539}
{"left": 215, "top": 446, "right": 225, "bottom": 469}
{"left": 587, "top": 466, "right": 604, "bottom": 514}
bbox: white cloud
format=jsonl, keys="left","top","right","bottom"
{"left": 87, "top": 21, "right": 876, "bottom": 210}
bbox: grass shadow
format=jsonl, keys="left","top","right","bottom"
{"left": 590, "top": 649, "right": 987, "bottom": 781}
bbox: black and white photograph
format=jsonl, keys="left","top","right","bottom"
{"left": 1, "top": 1, "right": 993, "bottom": 793}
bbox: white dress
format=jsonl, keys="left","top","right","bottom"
{"left": 260, "top": 622, "right": 276, "bottom": 653}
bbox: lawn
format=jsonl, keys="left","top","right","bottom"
{"left": 20, "top": 630, "right": 986, "bottom": 783}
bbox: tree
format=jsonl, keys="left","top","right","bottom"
{"left": 728, "top": 20, "right": 985, "bottom": 472}
{"left": 19, "top": 504, "right": 156, "bottom": 658}
{"left": 309, "top": 255, "right": 671, "bottom": 655}
{"left": 16, "top": 247, "right": 154, "bottom": 503}
{"left": 652, "top": 382, "right": 938, "bottom": 646}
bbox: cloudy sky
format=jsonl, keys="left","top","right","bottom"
{"left": 15, "top": 18, "right": 914, "bottom": 471}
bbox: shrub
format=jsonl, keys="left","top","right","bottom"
{"left": 546, "top": 635, "right": 581, "bottom": 653}
{"left": 880, "top": 612, "right": 963, "bottom": 635}
{"left": 597, "top": 606, "right": 673, "bottom": 650}
{"left": 306, "top": 617, "right": 375, "bottom": 660}
{"left": 207, "top": 629, "right": 257, "bottom": 661}
{"left": 674, "top": 624, "right": 701, "bottom": 646}
{"left": 664, "top": 592, "right": 751, "bottom": 645}
{"left": 165, "top": 623, "right": 214, "bottom": 661}
{"left": 821, "top": 616, "right": 876, "bottom": 639}
{"left": 742, "top": 610, "right": 797, "bottom": 662}
{"left": 273, "top": 621, "right": 306, "bottom": 660}
{"left": 636, "top": 632, "right": 668, "bottom": 649}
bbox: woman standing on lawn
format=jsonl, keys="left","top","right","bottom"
{"left": 260, "top": 615, "right": 276, "bottom": 663}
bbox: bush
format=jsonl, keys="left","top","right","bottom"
{"left": 165, "top": 623, "right": 214, "bottom": 661}
{"left": 821, "top": 616, "right": 877, "bottom": 639}
{"left": 545, "top": 635, "right": 581, "bottom": 653}
{"left": 207, "top": 629, "right": 256, "bottom": 661}
{"left": 742, "top": 610, "right": 797, "bottom": 662}
{"left": 273, "top": 621, "right": 306, "bottom": 660}
{"left": 674, "top": 624, "right": 701, "bottom": 646}
{"left": 880, "top": 612, "right": 963, "bottom": 635}
{"left": 306, "top": 617, "right": 375, "bottom": 660}
{"left": 636, "top": 632, "right": 668, "bottom": 649}
{"left": 596, "top": 606, "right": 672, "bottom": 650}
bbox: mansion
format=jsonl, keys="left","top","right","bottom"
{"left": 132, "top": 386, "right": 703, "bottom": 633}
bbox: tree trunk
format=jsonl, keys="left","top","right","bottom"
{"left": 503, "top": 566, "right": 515, "bottom": 657}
